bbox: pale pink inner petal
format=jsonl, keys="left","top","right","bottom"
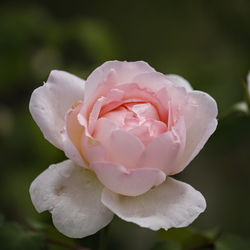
{"left": 93, "top": 118, "right": 117, "bottom": 150}
{"left": 133, "top": 71, "right": 173, "bottom": 93}
{"left": 108, "top": 129, "right": 145, "bottom": 169}
{"left": 88, "top": 96, "right": 107, "bottom": 135}
{"left": 84, "top": 61, "right": 156, "bottom": 104}
{"left": 116, "top": 83, "right": 168, "bottom": 122}
{"left": 66, "top": 80, "right": 186, "bottom": 169}
{"left": 101, "top": 107, "right": 127, "bottom": 128}
{"left": 100, "top": 102, "right": 167, "bottom": 146}
{"left": 91, "top": 162, "right": 166, "bottom": 196}
{"left": 79, "top": 83, "right": 171, "bottom": 147}
{"left": 66, "top": 102, "right": 88, "bottom": 163}
{"left": 137, "top": 117, "right": 186, "bottom": 174}
{"left": 80, "top": 133, "right": 108, "bottom": 164}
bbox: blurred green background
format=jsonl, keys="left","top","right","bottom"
{"left": 0, "top": 0, "right": 250, "bottom": 249}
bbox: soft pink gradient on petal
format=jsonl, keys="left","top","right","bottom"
{"left": 137, "top": 117, "right": 186, "bottom": 174}
{"left": 92, "top": 162, "right": 166, "bottom": 196}
{"left": 166, "top": 74, "right": 193, "bottom": 92}
{"left": 156, "top": 86, "right": 187, "bottom": 126}
{"left": 93, "top": 118, "right": 117, "bottom": 150}
{"left": 99, "top": 88, "right": 124, "bottom": 116}
{"left": 83, "top": 69, "right": 117, "bottom": 116}
{"left": 133, "top": 71, "right": 173, "bottom": 92}
{"left": 101, "top": 107, "right": 127, "bottom": 128}
{"left": 66, "top": 102, "right": 84, "bottom": 152}
{"left": 88, "top": 96, "right": 107, "bottom": 135}
{"left": 80, "top": 134, "right": 108, "bottom": 163}
{"left": 109, "top": 129, "right": 145, "bottom": 169}
{"left": 99, "top": 100, "right": 167, "bottom": 146}
{"left": 125, "top": 102, "right": 159, "bottom": 121}
{"left": 84, "top": 61, "right": 156, "bottom": 104}
{"left": 175, "top": 91, "right": 218, "bottom": 173}
{"left": 116, "top": 83, "right": 167, "bottom": 122}
{"left": 64, "top": 102, "right": 88, "bottom": 166}
{"left": 128, "top": 126, "right": 152, "bottom": 145}
{"left": 61, "top": 130, "right": 87, "bottom": 167}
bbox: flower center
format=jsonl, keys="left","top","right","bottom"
{"left": 101, "top": 102, "right": 167, "bottom": 145}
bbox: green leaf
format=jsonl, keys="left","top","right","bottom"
{"left": 0, "top": 221, "right": 45, "bottom": 250}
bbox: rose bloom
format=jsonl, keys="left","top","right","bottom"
{"left": 29, "top": 61, "right": 218, "bottom": 238}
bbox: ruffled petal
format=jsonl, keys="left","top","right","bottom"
{"left": 84, "top": 61, "right": 155, "bottom": 103}
{"left": 30, "top": 160, "right": 113, "bottom": 238}
{"left": 29, "top": 70, "right": 85, "bottom": 149}
{"left": 133, "top": 72, "right": 173, "bottom": 92}
{"left": 63, "top": 102, "right": 88, "bottom": 167}
{"left": 91, "top": 162, "right": 166, "bottom": 196}
{"left": 166, "top": 74, "right": 193, "bottom": 92}
{"left": 102, "top": 177, "right": 206, "bottom": 231}
{"left": 176, "top": 91, "right": 218, "bottom": 173}
{"left": 93, "top": 118, "right": 117, "bottom": 150}
{"left": 137, "top": 117, "right": 186, "bottom": 175}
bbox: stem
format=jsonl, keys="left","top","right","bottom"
{"left": 46, "top": 237, "right": 91, "bottom": 250}
{"left": 99, "top": 225, "right": 110, "bottom": 250}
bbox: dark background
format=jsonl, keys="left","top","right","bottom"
{"left": 0, "top": 0, "right": 250, "bottom": 249}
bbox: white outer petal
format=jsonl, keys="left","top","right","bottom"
{"left": 29, "top": 70, "right": 85, "bottom": 149}
{"left": 102, "top": 177, "right": 206, "bottom": 231}
{"left": 166, "top": 74, "right": 193, "bottom": 92}
{"left": 30, "top": 160, "right": 113, "bottom": 238}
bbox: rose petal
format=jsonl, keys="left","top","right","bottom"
{"left": 81, "top": 134, "right": 108, "bottom": 163}
{"left": 91, "top": 162, "right": 166, "bottom": 196}
{"left": 137, "top": 117, "right": 186, "bottom": 175}
{"left": 176, "top": 91, "right": 218, "bottom": 173}
{"left": 30, "top": 160, "right": 113, "bottom": 238}
{"left": 88, "top": 96, "right": 107, "bottom": 135}
{"left": 128, "top": 126, "right": 152, "bottom": 145}
{"left": 64, "top": 102, "right": 88, "bottom": 167}
{"left": 84, "top": 61, "right": 155, "bottom": 103}
{"left": 29, "top": 70, "right": 85, "bottom": 149}
{"left": 61, "top": 130, "right": 87, "bottom": 167}
{"left": 109, "top": 129, "right": 145, "bottom": 169}
{"left": 116, "top": 83, "right": 167, "bottom": 122}
{"left": 166, "top": 74, "right": 193, "bottom": 92}
{"left": 101, "top": 177, "right": 206, "bottom": 231}
{"left": 93, "top": 118, "right": 117, "bottom": 149}
{"left": 88, "top": 88, "right": 125, "bottom": 135}
{"left": 133, "top": 72, "right": 173, "bottom": 92}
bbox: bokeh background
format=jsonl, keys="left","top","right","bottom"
{"left": 0, "top": 0, "right": 250, "bottom": 249}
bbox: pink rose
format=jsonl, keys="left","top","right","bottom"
{"left": 29, "top": 61, "right": 218, "bottom": 238}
